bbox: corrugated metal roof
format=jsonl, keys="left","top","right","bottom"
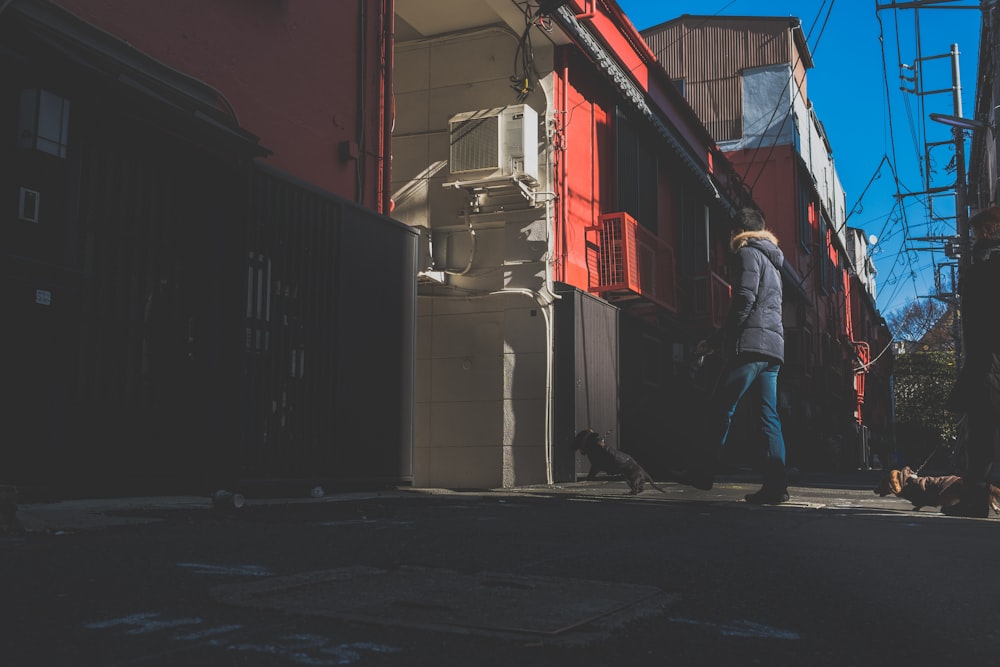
{"left": 642, "top": 16, "right": 812, "bottom": 143}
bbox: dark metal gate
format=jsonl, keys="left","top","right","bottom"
{"left": 70, "top": 135, "right": 246, "bottom": 492}
{"left": 244, "top": 166, "right": 417, "bottom": 485}
{"left": 553, "top": 283, "right": 620, "bottom": 482}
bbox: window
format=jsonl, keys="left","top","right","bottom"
{"left": 615, "top": 107, "right": 657, "bottom": 233}
{"left": 18, "top": 187, "right": 40, "bottom": 223}
{"left": 818, "top": 215, "right": 831, "bottom": 295}
{"left": 678, "top": 186, "right": 708, "bottom": 277}
{"left": 797, "top": 180, "right": 813, "bottom": 254}
{"left": 17, "top": 89, "right": 71, "bottom": 158}
{"left": 822, "top": 331, "right": 835, "bottom": 368}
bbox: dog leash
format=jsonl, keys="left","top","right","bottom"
{"left": 912, "top": 443, "right": 945, "bottom": 476}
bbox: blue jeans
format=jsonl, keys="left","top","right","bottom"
{"left": 707, "top": 355, "right": 785, "bottom": 464}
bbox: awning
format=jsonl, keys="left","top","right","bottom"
{"left": 553, "top": 7, "right": 738, "bottom": 216}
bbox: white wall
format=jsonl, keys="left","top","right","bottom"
{"left": 393, "top": 26, "right": 554, "bottom": 488}
{"left": 415, "top": 293, "right": 549, "bottom": 488}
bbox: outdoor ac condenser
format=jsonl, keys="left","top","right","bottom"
{"left": 448, "top": 105, "right": 538, "bottom": 184}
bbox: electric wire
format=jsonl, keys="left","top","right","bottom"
{"left": 875, "top": 3, "right": 926, "bottom": 314}
{"left": 511, "top": 1, "right": 546, "bottom": 102}
{"left": 807, "top": 0, "right": 836, "bottom": 59}
{"left": 843, "top": 154, "right": 890, "bottom": 228}
{"left": 744, "top": 1, "right": 837, "bottom": 194}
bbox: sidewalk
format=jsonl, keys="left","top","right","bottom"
{"left": 11, "top": 489, "right": 421, "bottom": 534}
{"left": 10, "top": 468, "right": 973, "bottom": 535}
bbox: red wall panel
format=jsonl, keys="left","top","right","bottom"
{"left": 554, "top": 52, "right": 611, "bottom": 290}
{"left": 54, "top": 0, "right": 390, "bottom": 212}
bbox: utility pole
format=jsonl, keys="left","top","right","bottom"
{"left": 950, "top": 44, "right": 970, "bottom": 271}
{"left": 920, "top": 44, "right": 968, "bottom": 370}
{"left": 947, "top": 44, "right": 967, "bottom": 370}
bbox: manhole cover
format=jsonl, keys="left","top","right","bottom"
{"left": 211, "top": 565, "right": 663, "bottom": 637}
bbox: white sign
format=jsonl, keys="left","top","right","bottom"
{"left": 35, "top": 289, "right": 51, "bottom": 306}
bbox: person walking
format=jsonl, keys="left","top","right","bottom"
{"left": 944, "top": 206, "right": 1000, "bottom": 517}
{"left": 676, "top": 207, "right": 789, "bottom": 504}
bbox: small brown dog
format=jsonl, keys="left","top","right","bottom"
{"left": 874, "top": 466, "right": 1000, "bottom": 514}
{"left": 571, "top": 429, "right": 665, "bottom": 495}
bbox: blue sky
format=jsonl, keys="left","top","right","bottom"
{"left": 615, "top": 0, "right": 981, "bottom": 319}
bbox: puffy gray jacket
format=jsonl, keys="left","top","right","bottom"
{"left": 718, "top": 230, "right": 785, "bottom": 363}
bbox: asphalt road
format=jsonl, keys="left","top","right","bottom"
{"left": 3, "top": 473, "right": 998, "bottom": 666}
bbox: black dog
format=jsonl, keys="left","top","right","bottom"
{"left": 571, "top": 429, "right": 665, "bottom": 495}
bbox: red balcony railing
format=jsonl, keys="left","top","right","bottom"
{"left": 586, "top": 212, "right": 677, "bottom": 312}
{"left": 852, "top": 341, "right": 870, "bottom": 406}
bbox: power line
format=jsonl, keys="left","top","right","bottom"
{"left": 745, "top": 2, "right": 840, "bottom": 192}
{"left": 808, "top": 0, "right": 837, "bottom": 58}
{"left": 843, "top": 154, "right": 890, "bottom": 227}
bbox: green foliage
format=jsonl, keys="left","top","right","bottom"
{"left": 893, "top": 351, "right": 957, "bottom": 463}
{"left": 888, "top": 298, "right": 959, "bottom": 466}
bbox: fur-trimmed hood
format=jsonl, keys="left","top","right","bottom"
{"left": 731, "top": 229, "right": 784, "bottom": 275}
{"left": 731, "top": 229, "right": 780, "bottom": 253}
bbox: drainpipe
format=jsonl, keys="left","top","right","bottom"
{"left": 484, "top": 71, "right": 562, "bottom": 485}
{"left": 541, "top": 72, "right": 562, "bottom": 485}
{"left": 381, "top": 0, "right": 394, "bottom": 215}
{"left": 557, "top": 50, "right": 570, "bottom": 281}
{"left": 356, "top": 0, "right": 367, "bottom": 205}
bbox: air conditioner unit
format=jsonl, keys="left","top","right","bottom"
{"left": 587, "top": 212, "right": 678, "bottom": 312}
{"left": 448, "top": 105, "right": 538, "bottom": 184}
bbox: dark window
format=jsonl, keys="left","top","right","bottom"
{"left": 678, "top": 182, "right": 708, "bottom": 277}
{"left": 17, "top": 89, "right": 70, "bottom": 158}
{"left": 837, "top": 252, "right": 845, "bottom": 293}
{"left": 797, "top": 180, "right": 812, "bottom": 254}
{"left": 818, "top": 215, "right": 831, "bottom": 295}
{"left": 615, "top": 107, "right": 658, "bottom": 233}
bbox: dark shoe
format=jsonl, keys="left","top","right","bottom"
{"left": 942, "top": 500, "right": 990, "bottom": 518}
{"left": 942, "top": 482, "right": 990, "bottom": 518}
{"left": 744, "top": 488, "right": 789, "bottom": 505}
{"left": 671, "top": 468, "right": 714, "bottom": 491}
